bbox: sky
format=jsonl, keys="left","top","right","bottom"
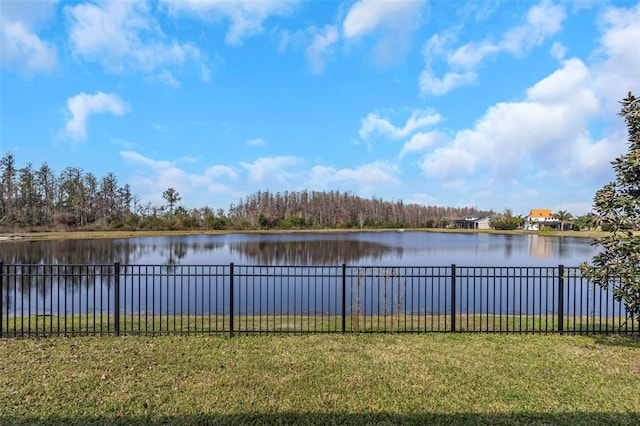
{"left": 1, "top": 0, "right": 639, "bottom": 217}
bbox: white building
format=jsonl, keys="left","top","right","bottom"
{"left": 455, "top": 216, "right": 492, "bottom": 230}
{"left": 524, "top": 209, "right": 561, "bottom": 231}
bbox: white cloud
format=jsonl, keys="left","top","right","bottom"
{"left": 121, "top": 150, "right": 173, "bottom": 169}
{"left": 204, "top": 165, "right": 238, "bottom": 180}
{"left": 420, "top": 145, "right": 477, "bottom": 180}
{"left": 399, "top": 131, "right": 445, "bottom": 158}
{"left": 201, "top": 64, "right": 212, "bottom": 83}
{"left": 64, "top": 91, "right": 129, "bottom": 140}
{"left": 121, "top": 151, "right": 240, "bottom": 209}
{"left": 526, "top": 58, "right": 594, "bottom": 104}
{"left": 406, "top": 192, "right": 438, "bottom": 206}
{"left": 500, "top": 0, "right": 566, "bottom": 55}
{"left": 309, "top": 162, "right": 400, "bottom": 195}
{"left": 0, "top": 0, "right": 58, "bottom": 75}
{"left": 552, "top": 201, "right": 594, "bottom": 217}
{"left": 420, "top": 0, "right": 567, "bottom": 96}
{"left": 283, "top": 1, "right": 423, "bottom": 74}
{"left": 342, "top": 0, "right": 424, "bottom": 64}
{"left": 146, "top": 70, "right": 181, "bottom": 88}
{"left": 418, "top": 70, "right": 477, "bottom": 96}
{"left": 422, "top": 28, "right": 459, "bottom": 66}
{"left": 305, "top": 25, "right": 338, "bottom": 74}
{"left": 66, "top": 1, "right": 200, "bottom": 78}
{"left": 160, "top": 0, "right": 297, "bottom": 45}
{"left": 420, "top": 57, "right": 606, "bottom": 182}
{"left": 342, "top": 0, "right": 423, "bottom": 39}
{"left": 207, "top": 183, "right": 232, "bottom": 195}
{"left": 240, "top": 156, "right": 303, "bottom": 183}
{"left": 190, "top": 163, "right": 238, "bottom": 188}
{"left": 307, "top": 165, "right": 335, "bottom": 187}
{"left": 247, "top": 138, "right": 267, "bottom": 147}
{"left": 568, "top": 133, "right": 623, "bottom": 177}
{"left": 120, "top": 151, "right": 194, "bottom": 206}
{"left": 447, "top": 41, "right": 499, "bottom": 69}
{"left": 591, "top": 2, "right": 640, "bottom": 113}
{"left": 550, "top": 42, "right": 567, "bottom": 60}
{"left": 116, "top": 151, "right": 408, "bottom": 211}
{"left": 359, "top": 109, "right": 442, "bottom": 141}
{"left": 118, "top": 151, "right": 403, "bottom": 211}
{"left": 278, "top": 24, "right": 338, "bottom": 74}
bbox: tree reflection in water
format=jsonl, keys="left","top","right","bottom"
{"left": 0, "top": 233, "right": 597, "bottom": 318}
{"left": 227, "top": 239, "right": 396, "bottom": 265}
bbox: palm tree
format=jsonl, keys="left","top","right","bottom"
{"left": 553, "top": 210, "right": 573, "bottom": 231}
{"left": 573, "top": 213, "right": 595, "bottom": 231}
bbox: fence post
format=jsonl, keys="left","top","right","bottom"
{"left": 0, "top": 261, "right": 3, "bottom": 338}
{"left": 451, "top": 264, "right": 456, "bottom": 333}
{"left": 114, "top": 262, "right": 120, "bottom": 337}
{"left": 558, "top": 264, "right": 564, "bottom": 334}
{"left": 342, "top": 264, "right": 347, "bottom": 334}
{"left": 229, "top": 263, "right": 234, "bottom": 338}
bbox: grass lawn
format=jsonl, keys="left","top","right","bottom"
{"left": 1, "top": 334, "right": 639, "bottom": 425}
{"left": 4, "top": 313, "right": 638, "bottom": 336}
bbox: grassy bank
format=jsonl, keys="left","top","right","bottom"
{"left": 1, "top": 334, "right": 639, "bottom": 425}
{"left": 0, "top": 229, "right": 230, "bottom": 242}
{"left": 0, "top": 227, "right": 608, "bottom": 243}
{"left": 4, "top": 313, "right": 638, "bottom": 336}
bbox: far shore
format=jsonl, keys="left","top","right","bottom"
{"left": 0, "top": 227, "right": 610, "bottom": 243}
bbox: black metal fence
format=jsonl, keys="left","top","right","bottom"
{"left": 1, "top": 262, "right": 637, "bottom": 337}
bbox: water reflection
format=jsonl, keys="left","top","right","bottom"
{"left": 227, "top": 239, "right": 397, "bottom": 265}
{"left": 1, "top": 239, "right": 137, "bottom": 265}
{"left": 1, "top": 264, "right": 117, "bottom": 316}
{"left": 529, "top": 235, "right": 552, "bottom": 258}
{"left": 0, "top": 232, "right": 596, "bottom": 267}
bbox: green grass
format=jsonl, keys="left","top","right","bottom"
{"left": 3, "top": 313, "right": 638, "bottom": 337}
{"left": 1, "top": 334, "right": 639, "bottom": 425}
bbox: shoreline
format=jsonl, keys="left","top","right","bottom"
{"left": 0, "top": 227, "right": 607, "bottom": 243}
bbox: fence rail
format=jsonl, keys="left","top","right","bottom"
{"left": 1, "top": 262, "right": 637, "bottom": 337}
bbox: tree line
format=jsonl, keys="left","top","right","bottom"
{"left": 227, "top": 190, "right": 494, "bottom": 229}
{"left": 0, "top": 154, "right": 133, "bottom": 230}
{"left": 0, "top": 153, "right": 494, "bottom": 232}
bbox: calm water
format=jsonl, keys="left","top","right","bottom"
{"left": 2, "top": 232, "right": 612, "bottom": 319}
{"left": 0, "top": 231, "right": 597, "bottom": 267}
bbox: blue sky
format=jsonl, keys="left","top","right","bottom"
{"left": 1, "top": 0, "right": 639, "bottom": 216}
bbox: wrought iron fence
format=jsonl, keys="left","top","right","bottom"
{"left": 1, "top": 262, "right": 637, "bottom": 337}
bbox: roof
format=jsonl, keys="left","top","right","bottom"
{"left": 529, "top": 209, "right": 553, "bottom": 218}
{"left": 456, "top": 216, "right": 490, "bottom": 222}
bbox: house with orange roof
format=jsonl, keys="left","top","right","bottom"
{"left": 524, "top": 209, "right": 561, "bottom": 231}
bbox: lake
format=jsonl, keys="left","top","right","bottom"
{"left": 2, "top": 232, "right": 625, "bottom": 329}
{"left": 0, "top": 231, "right": 597, "bottom": 267}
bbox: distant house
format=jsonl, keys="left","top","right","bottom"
{"left": 455, "top": 216, "right": 491, "bottom": 230}
{"left": 524, "top": 209, "right": 561, "bottom": 231}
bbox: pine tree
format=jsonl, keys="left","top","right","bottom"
{"left": 162, "top": 188, "right": 181, "bottom": 214}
